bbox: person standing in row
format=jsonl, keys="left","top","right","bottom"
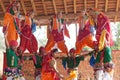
{"left": 88, "top": 8, "right": 114, "bottom": 80}
{"left": 32, "top": 47, "right": 45, "bottom": 80}
{"left": 45, "top": 12, "right": 70, "bottom": 54}
{"left": 41, "top": 48, "right": 63, "bottom": 80}
{"left": 19, "top": 10, "right": 39, "bottom": 54}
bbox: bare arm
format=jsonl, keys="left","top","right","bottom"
{"left": 4, "top": 33, "right": 10, "bottom": 49}
{"left": 50, "top": 59, "right": 64, "bottom": 79}
{"left": 19, "top": 15, "right": 26, "bottom": 21}
{"left": 16, "top": 2, "right": 21, "bottom": 13}
{"left": 34, "top": 19, "right": 49, "bottom": 27}
{"left": 80, "top": 50, "right": 96, "bottom": 58}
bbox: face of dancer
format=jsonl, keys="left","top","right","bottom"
{"left": 30, "top": 12, "right": 35, "bottom": 18}
{"left": 58, "top": 12, "right": 62, "bottom": 19}
{"left": 38, "top": 50, "right": 44, "bottom": 56}
{"left": 88, "top": 10, "right": 97, "bottom": 20}
{"left": 11, "top": 46, "right": 17, "bottom": 52}
{"left": 81, "top": 11, "right": 86, "bottom": 16}
{"left": 13, "top": 6, "right": 18, "bottom": 14}
{"left": 52, "top": 50, "right": 58, "bottom": 58}
{"left": 69, "top": 52, "right": 75, "bottom": 58}
{"left": 40, "top": 48, "right": 46, "bottom": 56}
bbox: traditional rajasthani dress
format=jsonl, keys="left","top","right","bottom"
{"left": 93, "top": 12, "right": 114, "bottom": 80}
{"left": 32, "top": 54, "right": 43, "bottom": 80}
{"left": 3, "top": 2, "right": 20, "bottom": 80}
{"left": 19, "top": 16, "right": 38, "bottom": 53}
{"left": 75, "top": 17, "right": 96, "bottom": 54}
{"left": 41, "top": 53, "right": 57, "bottom": 80}
{"left": 4, "top": 48, "right": 19, "bottom": 80}
{"left": 3, "top": 12, "right": 20, "bottom": 43}
{"left": 45, "top": 16, "right": 70, "bottom": 54}
{"left": 62, "top": 56, "right": 84, "bottom": 80}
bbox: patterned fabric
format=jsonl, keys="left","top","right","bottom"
{"left": 95, "top": 46, "right": 112, "bottom": 63}
{"left": 6, "top": 49, "right": 18, "bottom": 68}
{"left": 35, "top": 68, "right": 41, "bottom": 77}
{"left": 66, "top": 70, "right": 78, "bottom": 80}
{"left": 77, "top": 20, "right": 91, "bottom": 41}
{"left": 62, "top": 56, "right": 84, "bottom": 69}
{"left": 41, "top": 53, "right": 56, "bottom": 80}
{"left": 96, "top": 13, "right": 114, "bottom": 46}
{"left": 51, "top": 29, "right": 64, "bottom": 42}
{"left": 19, "top": 16, "right": 38, "bottom": 53}
{"left": 4, "top": 67, "right": 23, "bottom": 79}
{"left": 3, "top": 13, "right": 19, "bottom": 43}
{"left": 75, "top": 20, "right": 95, "bottom": 54}
{"left": 45, "top": 16, "right": 69, "bottom": 53}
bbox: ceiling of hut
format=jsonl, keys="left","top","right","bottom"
{"left": 0, "top": 0, "right": 120, "bottom": 26}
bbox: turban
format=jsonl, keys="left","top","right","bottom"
{"left": 39, "top": 46, "right": 45, "bottom": 53}
{"left": 51, "top": 48, "right": 58, "bottom": 54}
{"left": 69, "top": 48, "right": 75, "bottom": 53}
{"left": 9, "top": 40, "right": 18, "bottom": 47}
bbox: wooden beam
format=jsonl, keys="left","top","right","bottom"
{"left": 30, "top": 0, "right": 37, "bottom": 15}
{"left": 63, "top": 0, "right": 68, "bottom": 14}
{"left": 0, "top": 12, "right": 120, "bottom": 26}
{"left": 0, "top": 0, "right": 6, "bottom": 13}
{"left": 20, "top": 0, "right": 26, "bottom": 15}
{"left": 84, "top": 0, "right": 87, "bottom": 10}
{"left": 95, "top": 0, "right": 98, "bottom": 8}
{"left": 52, "top": 0, "right": 57, "bottom": 14}
{"left": 42, "top": 0, "right": 47, "bottom": 15}
{"left": 105, "top": 0, "right": 108, "bottom": 12}
{"left": 9, "top": 0, "right": 12, "bottom": 3}
{"left": 114, "top": 0, "right": 119, "bottom": 22}
{"left": 35, "top": 12, "right": 120, "bottom": 19}
{"left": 0, "top": 20, "right": 3, "bottom": 26}
{"left": 114, "top": 16, "right": 117, "bottom": 22}
{"left": 116, "top": 0, "right": 119, "bottom": 11}
{"left": 74, "top": 0, "right": 77, "bottom": 14}
{"left": 0, "top": 11, "right": 119, "bottom": 20}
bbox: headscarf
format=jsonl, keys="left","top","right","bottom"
{"left": 6, "top": 1, "right": 15, "bottom": 12}
{"left": 9, "top": 40, "right": 18, "bottom": 47}
{"left": 39, "top": 46, "right": 45, "bottom": 53}
{"left": 69, "top": 48, "right": 75, "bottom": 53}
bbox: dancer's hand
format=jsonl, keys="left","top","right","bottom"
{"left": 59, "top": 74, "right": 65, "bottom": 80}
{"left": 4, "top": 31, "right": 8, "bottom": 38}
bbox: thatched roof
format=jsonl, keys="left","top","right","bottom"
{"left": 0, "top": 0, "right": 120, "bottom": 26}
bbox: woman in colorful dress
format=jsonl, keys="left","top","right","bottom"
{"left": 19, "top": 11, "right": 39, "bottom": 53}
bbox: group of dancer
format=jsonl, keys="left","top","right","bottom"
{"left": 2, "top": 1, "right": 114, "bottom": 80}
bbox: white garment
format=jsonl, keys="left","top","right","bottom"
{"left": 7, "top": 76, "right": 26, "bottom": 80}
{"left": 7, "top": 76, "right": 13, "bottom": 80}
{"left": 103, "top": 71, "right": 113, "bottom": 80}
{"left": 69, "top": 70, "right": 78, "bottom": 80}
{"left": 36, "top": 75, "right": 40, "bottom": 80}
{"left": 19, "top": 77, "right": 26, "bottom": 80}
{"left": 94, "top": 70, "right": 104, "bottom": 80}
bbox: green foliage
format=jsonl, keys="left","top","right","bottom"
{"left": 111, "top": 22, "right": 120, "bottom": 50}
